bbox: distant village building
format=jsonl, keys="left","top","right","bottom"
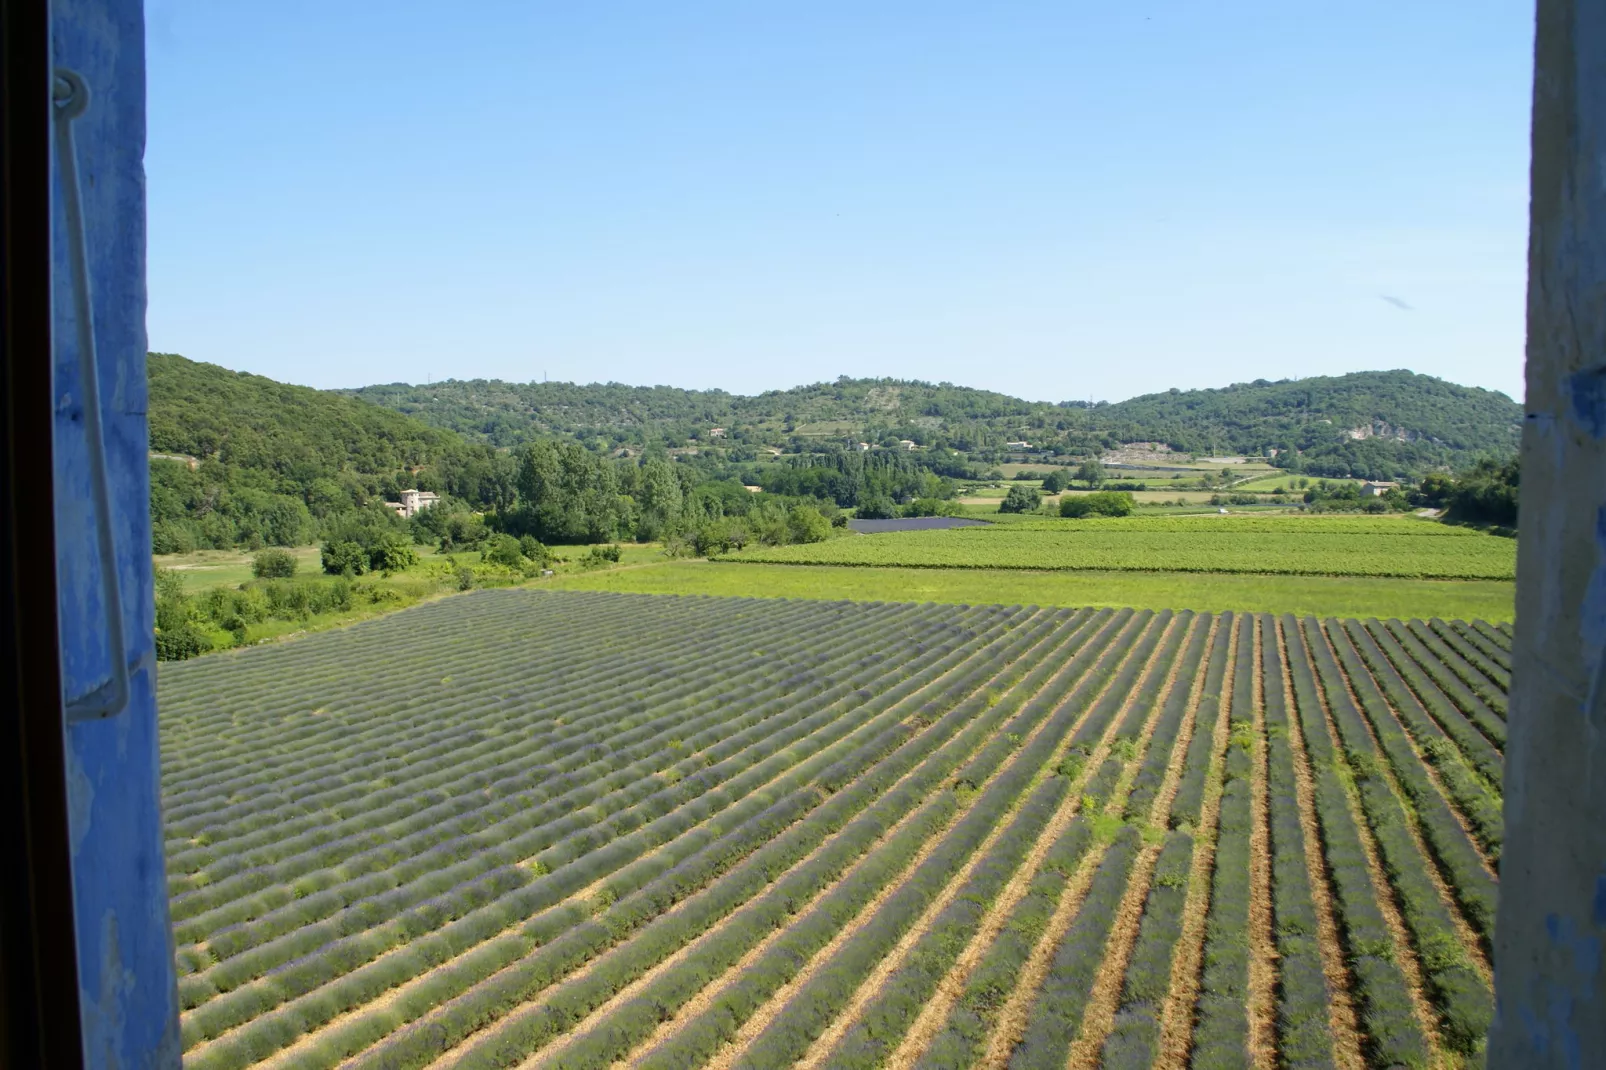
{"left": 708, "top": 427, "right": 726, "bottom": 438}
{"left": 1360, "top": 481, "right": 1400, "bottom": 497}
{"left": 898, "top": 439, "right": 918, "bottom": 450}
{"left": 743, "top": 485, "right": 763, "bottom": 494}
{"left": 1006, "top": 440, "right": 1032, "bottom": 449}
{"left": 855, "top": 442, "right": 870, "bottom": 451}
{"left": 387, "top": 488, "right": 441, "bottom": 518}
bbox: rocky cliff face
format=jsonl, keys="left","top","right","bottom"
{"left": 1343, "top": 420, "right": 1440, "bottom": 445}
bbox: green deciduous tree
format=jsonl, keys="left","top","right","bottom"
{"left": 482, "top": 534, "right": 526, "bottom": 568}
{"left": 514, "top": 440, "right": 631, "bottom": 544}
{"left": 251, "top": 548, "right": 298, "bottom": 579}
{"left": 321, "top": 541, "right": 369, "bottom": 576}
{"left": 1059, "top": 490, "right": 1135, "bottom": 518}
{"left": 999, "top": 484, "right": 1041, "bottom": 513}
{"left": 786, "top": 505, "right": 831, "bottom": 544}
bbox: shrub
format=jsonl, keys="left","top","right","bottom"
{"left": 786, "top": 506, "right": 831, "bottom": 544}
{"left": 151, "top": 518, "right": 199, "bottom": 555}
{"left": 1060, "top": 491, "right": 1135, "bottom": 518}
{"left": 581, "top": 543, "right": 623, "bottom": 568}
{"left": 998, "top": 485, "right": 1041, "bottom": 514}
{"left": 900, "top": 498, "right": 962, "bottom": 519}
{"left": 156, "top": 625, "right": 212, "bottom": 661}
{"left": 251, "top": 548, "right": 298, "bottom": 579}
{"left": 856, "top": 496, "right": 897, "bottom": 520}
{"left": 369, "top": 532, "right": 418, "bottom": 572}
{"left": 482, "top": 534, "right": 526, "bottom": 568}
{"left": 321, "top": 540, "right": 368, "bottom": 576}
{"left": 692, "top": 519, "right": 751, "bottom": 556}
{"left": 518, "top": 535, "right": 550, "bottom": 566}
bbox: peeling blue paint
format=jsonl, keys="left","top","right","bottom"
{"left": 1546, "top": 912, "right": 1602, "bottom": 984}
{"left": 1568, "top": 364, "right": 1606, "bottom": 438}
{"left": 1521, "top": 913, "right": 1606, "bottom": 1070}
{"left": 51, "top": 1, "right": 181, "bottom": 1066}
{"left": 1578, "top": 508, "right": 1606, "bottom": 732}
{"left": 1520, "top": 1002, "right": 1551, "bottom": 1059}
{"left": 1546, "top": 983, "right": 1583, "bottom": 1070}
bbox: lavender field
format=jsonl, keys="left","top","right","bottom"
{"left": 159, "top": 589, "right": 1506, "bottom": 1069}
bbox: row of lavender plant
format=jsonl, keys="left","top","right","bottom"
{"left": 1280, "top": 616, "right": 1430, "bottom": 1068}
{"left": 178, "top": 604, "right": 1075, "bottom": 1065}
{"left": 199, "top": 607, "right": 1105, "bottom": 1070}
{"left": 1406, "top": 621, "right": 1508, "bottom": 721}
{"left": 1361, "top": 622, "right": 1503, "bottom": 792}
{"left": 1301, "top": 618, "right": 1491, "bottom": 1057}
{"left": 1346, "top": 622, "right": 1503, "bottom": 865}
{"left": 1256, "top": 614, "right": 1337, "bottom": 1069}
{"left": 504, "top": 611, "right": 1154, "bottom": 1070}
{"left": 175, "top": 600, "right": 967, "bottom": 988}
{"left": 1189, "top": 613, "right": 1257, "bottom": 1068}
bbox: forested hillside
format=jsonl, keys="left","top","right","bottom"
{"left": 147, "top": 354, "right": 515, "bottom": 552}
{"left": 1100, "top": 371, "right": 1522, "bottom": 477}
{"left": 147, "top": 355, "right": 937, "bottom": 553}
{"left": 149, "top": 356, "right": 1523, "bottom": 554}
{"left": 346, "top": 369, "right": 1520, "bottom": 477}
{"left": 344, "top": 377, "right": 1038, "bottom": 452}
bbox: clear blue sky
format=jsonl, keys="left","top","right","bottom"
{"left": 145, "top": 1, "right": 1534, "bottom": 402}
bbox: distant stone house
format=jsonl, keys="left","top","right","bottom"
{"left": 708, "top": 427, "right": 726, "bottom": 438}
{"left": 1006, "top": 440, "right": 1032, "bottom": 450}
{"left": 898, "top": 440, "right": 918, "bottom": 450}
{"left": 855, "top": 442, "right": 870, "bottom": 451}
{"left": 387, "top": 488, "right": 441, "bottom": 518}
{"left": 1360, "top": 481, "right": 1400, "bottom": 497}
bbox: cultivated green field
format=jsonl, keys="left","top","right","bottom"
{"left": 552, "top": 561, "right": 1515, "bottom": 621}
{"left": 733, "top": 516, "right": 1515, "bottom": 581}
{"left": 159, "top": 590, "right": 1507, "bottom": 1068}
{"left": 158, "top": 545, "right": 329, "bottom": 592}
{"left": 1231, "top": 474, "right": 1363, "bottom": 493}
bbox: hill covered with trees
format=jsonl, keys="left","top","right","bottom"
{"left": 345, "top": 369, "right": 1520, "bottom": 478}
{"left": 1099, "top": 371, "right": 1522, "bottom": 478}
{"left": 147, "top": 353, "right": 515, "bottom": 552}
{"left": 148, "top": 356, "right": 1522, "bottom": 554}
{"left": 147, "top": 355, "right": 918, "bottom": 554}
